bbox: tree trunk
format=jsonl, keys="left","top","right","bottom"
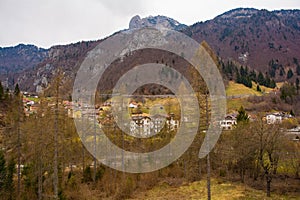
{"left": 53, "top": 80, "right": 59, "bottom": 199}
{"left": 207, "top": 153, "right": 211, "bottom": 200}
{"left": 266, "top": 175, "right": 272, "bottom": 197}
{"left": 253, "top": 161, "right": 259, "bottom": 181}
{"left": 82, "top": 145, "right": 85, "bottom": 174}
{"left": 205, "top": 93, "right": 211, "bottom": 200}
{"left": 240, "top": 168, "right": 245, "bottom": 183}
{"left": 17, "top": 97, "right": 21, "bottom": 198}
{"left": 198, "top": 160, "right": 201, "bottom": 177}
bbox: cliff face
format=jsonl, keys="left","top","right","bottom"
{"left": 129, "top": 15, "right": 188, "bottom": 31}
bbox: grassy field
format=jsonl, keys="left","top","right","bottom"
{"left": 129, "top": 178, "right": 300, "bottom": 200}
{"left": 226, "top": 81, "right": 275, "bottom": 97}
{"left": 226, "top": 98, "right": 253, "bottom": 113}
{"left": 225, "top": 81, "right": 277, "bottom": 112}
{"left": 226, "top": 81, "right": 262, "bottom": 97}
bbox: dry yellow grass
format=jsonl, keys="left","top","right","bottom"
{"left": 129, "top": 179, "right": 300, "bottom": 200}
{"left": 226, "top": 81, "right": 275, "bottom": 97}
{"left": 225, "top": 81, "right": 277, "bottom": 112}
{"left": 226, "top": 98, "right": 252, "bottom": 113}
{"left": 226, "top": 81, "right": 261, "bottom": 96}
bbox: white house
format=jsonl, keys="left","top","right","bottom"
{"left": 220, "top": 114, "right": 237, "bottom": 130}
{"left": 129, "top": 114, "right": 179, "bottom": 137}
{"left": 266, "top": 113, "right": 282, "bottom": 124}
{"left": 265, "top": 112, "right": 291, "bottom": 124}
{"left": 129, "top": 102, "right": 138, "bottom": 108}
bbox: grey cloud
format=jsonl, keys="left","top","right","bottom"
{"left": 99, "top": 0, "right": 146, "bottom": 16}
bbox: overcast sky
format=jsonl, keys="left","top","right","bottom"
{"left": 0, "top": 0, "right": 299, "bottom": 48}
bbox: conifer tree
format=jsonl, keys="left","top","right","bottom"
{"left": 0, "top": 81, "right": 3, "bottom": 100}
{"left": 237, "top": 106, "right": 249, "bottom": 123}
{"left": 14, "top": 84, "right": 20, "bottom": 97}
{"left": 297, "top": 65, "right": 300, "bottom": 76}
{"left": 257, "top": 85, "right": 261, "bottom": 92}
{"left": 257, "top": 72, "right": 265, "bottom": 86}
{"left": 0, "top": 150, "right": 6, "bottom": 193}
{"left": 287, "top": 69, "right": 294, "bottom": 79}
{"left": 5, "top": 159, "right": 15, "bottom": 200}
{"left": 296, "top": 78, "right": 299, "bottom": 94}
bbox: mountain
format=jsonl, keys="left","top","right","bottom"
{"left": 15, "top": 40, "right": 101, "bottom": 93}
{"left": 186, "top": 8, "right": 300, "bottom": 75}
{"left": 129, "top": 15, "right": 188, "bottom": 31}
{"left": 0, "top": 44, "right": 48, "bottom": 73}
{"left": 0, "top": 8, "right": 299, "bottom": 94}
{"left": 0, "top": 44, "right": 48, "bottom": 87}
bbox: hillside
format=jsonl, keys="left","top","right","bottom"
{"left": 226, "top": 81, "right": 274, "bottom": 97}
{"left": 0, "top": 44, "right": 48, "bottom": 87}
{"left": 187, "top": 8, "right": 300, "bottom": 76}
{"left": 0, "top": 8, "right": 299, "bottom": 94}
{"left": 0, "top": 44, "right": 48, "bottom": 74}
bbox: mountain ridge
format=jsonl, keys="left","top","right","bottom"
{"left": 0, "top": 8, "right": 299, "bottom": 94}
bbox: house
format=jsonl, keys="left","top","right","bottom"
{"left": 266, "top": 112, "right": 293, "bottom": 124}
{"left": 26, "top": 100, "right": 35, "bottom": 106}
{"left": 220, "top": 114, "right": 237, "bottom": 130}
{"left": 266, "top": 113, "right": 282, "bottom": 124}
{"left": 29, "top": 104, "right": 39, "bottom": 113}
{"left": 129, "top": 102, "right": 138, "bottom": 108}
{"left": 151, "top": 114, "right": 168, "bottom": 133}
{"left": 128, "top": 113, "right": 179, "bottom": 137}
{"left": 286, "top": 126, "right": 300, "bottom": 142}
{"left": 167, "top": 118, "right": 179, "bottom": 131}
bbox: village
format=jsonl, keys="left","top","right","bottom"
{"left": 21, "top": 92, "right": 300, "bottom": 142}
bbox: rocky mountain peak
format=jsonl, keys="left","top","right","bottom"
{"left": 129, "top": 15, "right": 187, "bottom": 30}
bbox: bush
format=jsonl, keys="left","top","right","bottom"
{"left": 219, "top": 169, "right": 227, "bottom": 177}
{"left": 83, "top": 166, "right": 92, "bottom": 183}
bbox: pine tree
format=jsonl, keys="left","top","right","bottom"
{"left": 270, "top": 79, "right": 276, "bottom": 89}
{"left": 240, "top": 66, "right": 245, "bottom": 77}
{"left": 236, "top": 72, "right": 242, "bottom": 84}
{"left": 13, "top": 83, "right": 22, "bottom": 197}
{"left": 293, "top": 58, "right": 300, "bottom": 75}
{"left": 0, "top": 81, "right": 3, "bottom": 100}
{"left": 237, "top": 106, "right": 249, "bottom": 123}
{"left": 296, "top": 78, "right": 299, "bottom": 94}
{"left": 245, "top": 66, "right": 249, "bottom": 76}
{"left": 14, "top": 84, "right": 20, "bottom": 97}
{"left": 287, "top": 69, "right": 294, "bottom": 79}
{"left": 280, "top": 83, "right": 296, "bottom": 102}
{"left": 265, "top": 75, "right": 271, "bottom": 87}
{"left": 249, "top": 69, "right": 257, "bottom": 82}
{"left": 257, "top": 85, "right": 261, "bottom": 92}
{"left": 244, "top": 77, "right": 252, "bottom": 88}
{"left": 297, "top": 65, "right": 300, "bottom": 76}
{"left": 279, "top": 68, "right": 284, "bottom": 76}
{"left": 5, "top": 159, "right": 15, "bottom": 200}
{"left": 290, "top": 110, "right": 295, "bottom": 117}
{"left": 0, "top": 150, "right": 6, "bottom": 192}
{"left": 257, "top": 72, "right": 265, "bottom": 86}
{"left": 4, "top": 88, "right": 9, "bottom": 100}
